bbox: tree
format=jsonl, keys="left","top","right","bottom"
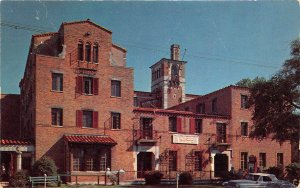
{"left": 247, "top": 39, "right": 300, "bottom": 144}
{"left": 236, "top": 77, "right": 266, "bottom": 88}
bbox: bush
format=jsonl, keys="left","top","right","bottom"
{"left": 179, "top": 172, "right": 193, "bottom": 185}
{"left": 9, "top": 170, "right": 28, "bottom": 187}
{"left": 285, "top": 163, "right": 300, "bottom": 182}
{"left": 219, "top": 171, "right": 240, "bottom": 181}
{"left": 144, "top": 171, "right": 163, "bottom": 185}
{"left": 31, "top": 156, "right": 58, "bottom": 176}
{"left": 264, "top": 166, "right": 284, "bottom": 179}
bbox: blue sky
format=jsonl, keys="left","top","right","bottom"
{"left": 1, "top": 1, "right": 299, "bottom": 95}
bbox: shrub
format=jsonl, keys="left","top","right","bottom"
{"left": 179, "top": 172, "right": 193, "bottom": 185}
{"left": 219, "top": 171, "right": 240, "bottom": 181}
{"left": 9, "top": 170, "right": 28, "bottom": 187}
{"left": 264, "top": 166, "right": 284, "bottom": 179}
{"left": 144, "top": 171, "right": 163, "bottom": 185}
{"left": 31, "top": 156, "right": 58, "bottom": 176}
{"left": 285, "top": 163, "right": 300, "bottom": 182}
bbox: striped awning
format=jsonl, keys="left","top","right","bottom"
{"left": 1, "top": 138, "right": 33, "bottom": 145}
{"left": 64, "top": 134, "right": 117, "bottom": 145}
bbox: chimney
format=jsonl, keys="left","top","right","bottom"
{"left": 170, "top": 44, "right": 180, "bottom": 61}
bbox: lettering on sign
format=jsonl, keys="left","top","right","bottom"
{"left": 173, "top": 134, "right": 199, "bottom": 145}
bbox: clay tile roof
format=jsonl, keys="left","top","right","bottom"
{"left": 64, "top": 134, "right": 117, "bottom": 145}
{"left": 0, "top": 138, "right": 33, "bottom": 145}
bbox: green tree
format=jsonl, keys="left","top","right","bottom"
{"left": 248, "top": 39, "right": 300, "bottom": 143}
{"left": 236, "top": 77, "right": 266, "bottom": 88}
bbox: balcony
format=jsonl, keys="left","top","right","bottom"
{"left": 215, "top": 135, "right": 231, "bottom": 146}
{"left": 135, "top": 129, "right": 158, "bottom": 145}
{"left": 74, "top": 61, "right": 98, "bottom": 75}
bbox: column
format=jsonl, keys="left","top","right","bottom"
{"left": 16, "top": 151, "right": 22, "bottom": 171}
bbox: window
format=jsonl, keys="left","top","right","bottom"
{"left": 73, "top": 149, "right": 84, "bottom": 171}
{"left": 185, "top": 107, "right": 190, "bottom": 111}
{"left": 133, "top": 97, "right": 139, "bottom": 107}
{"left": 111, "top": 112, "right": 121, "bottom": 129}
{"left": 141, "top": 118, "right": 153, "bottom": 139}
{"left": 196, "top": 103, "right": 205, "bottom": 114}
{"left": 93, "top": 43, "right": 99, "bottom": 63}
{"left": 83, "top": 111, "right": 93, "bottom": 128}
{"left": 52, "top": 73, "right": 63, "bottom": 91}
{"left": 76, "top": 76, "right": 98, "bottom": 95}
{"left": 169, "top": 151, "right": 177, "bottom": 171}
{"left": 195, "top": 119, "right": 203, "bottom": 134}
{"left": 169, "top": 117, "right": 177, "bottom": 132}
{"left": 241, "top": 122, "right": 248, "bottom": 136}
{"left": 241, "top": 95, "right": 249, "bottom": 109}
{"left": 51, "top": 108, "right": 63, "bottom": 126}
{"left": 216, "top": 123, "right": 226, "bottom": 143}
{"left": 241, "top": 152, "right": 248, "bottom": 170}
{"left": 277, "top": 153, "right": 283, "bottom": 167}
{"left": 85, "top": 43, "right": 91, "bottom": 62}
{"left": 84, "top": 77, "right": 93, "bottom": 94}
{"left": 262, "top": 176, "right": 272, "bottom": 182}
{"left": 212, "top": 98, "right": 217, "bottom": 113}
{"left": 99, "top": 149, "right": 111, "bottom": 171}
{"left": 111, "top": 80, "right": 121, "bottom": 97}
{"left": 171, "top": 65, "right": 178, "bottom": 76}
{"left": 194, "top": 151, "right": 202, "bottom": 171}
{"left": 76, "top": 110, "right": 98, "bottom": 128}
{"left": 72, "top": 148, "right": 111, "bottom": 171}
{"left": 78, "top": 42, "right": 83, "bottom": 61}
{"left": 259, "top": 153, "right": 266, "bottom": 167}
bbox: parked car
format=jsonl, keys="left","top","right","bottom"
{"left": 222, "top": 173, "right": 295, "bottom": 188}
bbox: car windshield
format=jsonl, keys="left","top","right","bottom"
{"left": 245, "top": 174, "right": 260, "bottom": 181}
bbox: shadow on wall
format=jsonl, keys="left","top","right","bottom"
{"left": 43, "top": 138, "right": 65, "bottom": 174}
{"left": 0, "top": 94, "right": 21, "bottom": 139}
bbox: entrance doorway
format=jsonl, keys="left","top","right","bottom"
{"left": 137, "top": 152, "right": 153, "bottom": 178}
{"left": 0, "top": 152, "right": 13, "bottom": 181}
{"left": 214, "top": 153, "right": 228, "bottom": 177}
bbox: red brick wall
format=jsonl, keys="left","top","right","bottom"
{"left": 0, "top": 94, "right": 21, "bottom": 138}
{"left": 170, "top": 86, "right": 291, "bottom": 171}
{"left": 32, "top": 21, "right": 134, "bottom": 175}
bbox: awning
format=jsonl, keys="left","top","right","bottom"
{"left": 1, "top": 138, "right": 33, "bottom": 145}
{"left": 0, "top": 138, "right": 35, "bottom": 152}
{"left": 64, "top": 134, "right": 117, "bottom": 146}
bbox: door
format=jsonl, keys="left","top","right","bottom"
{"left": 214, "top": 153, "right": 228, "bottom": 177}
{"left": 137, "top": 152, "right": 153, "bottom": 178}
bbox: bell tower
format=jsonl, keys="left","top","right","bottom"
{"left": 150, "top": 44, "right": 186, "bottom": 109}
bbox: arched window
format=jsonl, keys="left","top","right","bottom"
{"left": 93, "top": 43, "right": 99, "bottom": 63}
{"left": 77, "top": 41, "right": 83, "bottom": 61}
{"left": 85, "top": 42, "right": 91, "bottom": 62}
{"left": 171, "top": 65, "right": 178, "bottom": 76}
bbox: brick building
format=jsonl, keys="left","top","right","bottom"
{"left": 0, "top": 19, "right": 291, "bottom": 183}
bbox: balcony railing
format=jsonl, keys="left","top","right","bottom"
{"left": 76, "top": 61, "right": 98, "bottom": 70}
{"left": 134, "top": 129, "right": 158, "bottom": 144}
{"left": 215, "top": 135, "right": 231, "bottom": 146}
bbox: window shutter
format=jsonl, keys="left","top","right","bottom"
{"left": 93, "top": 111, "right": 98, "bottom": 128}
{"left": 190, "top": 118, "right": 195, "bottom": 134}
{"left": 93, "top": 78, "right": 99, "bottom": 95}
{"left": 176, "top": 117, "right": 182, "bottom": 133}
{"left": 76, "top": 110, "right": 83, "bottom": 127}
{"left": 76, "top": 76, "right": 83, "bottom": 94}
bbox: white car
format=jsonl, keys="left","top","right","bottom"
{"left": 222, "top": 173, "right": 295, "bottom": 188}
